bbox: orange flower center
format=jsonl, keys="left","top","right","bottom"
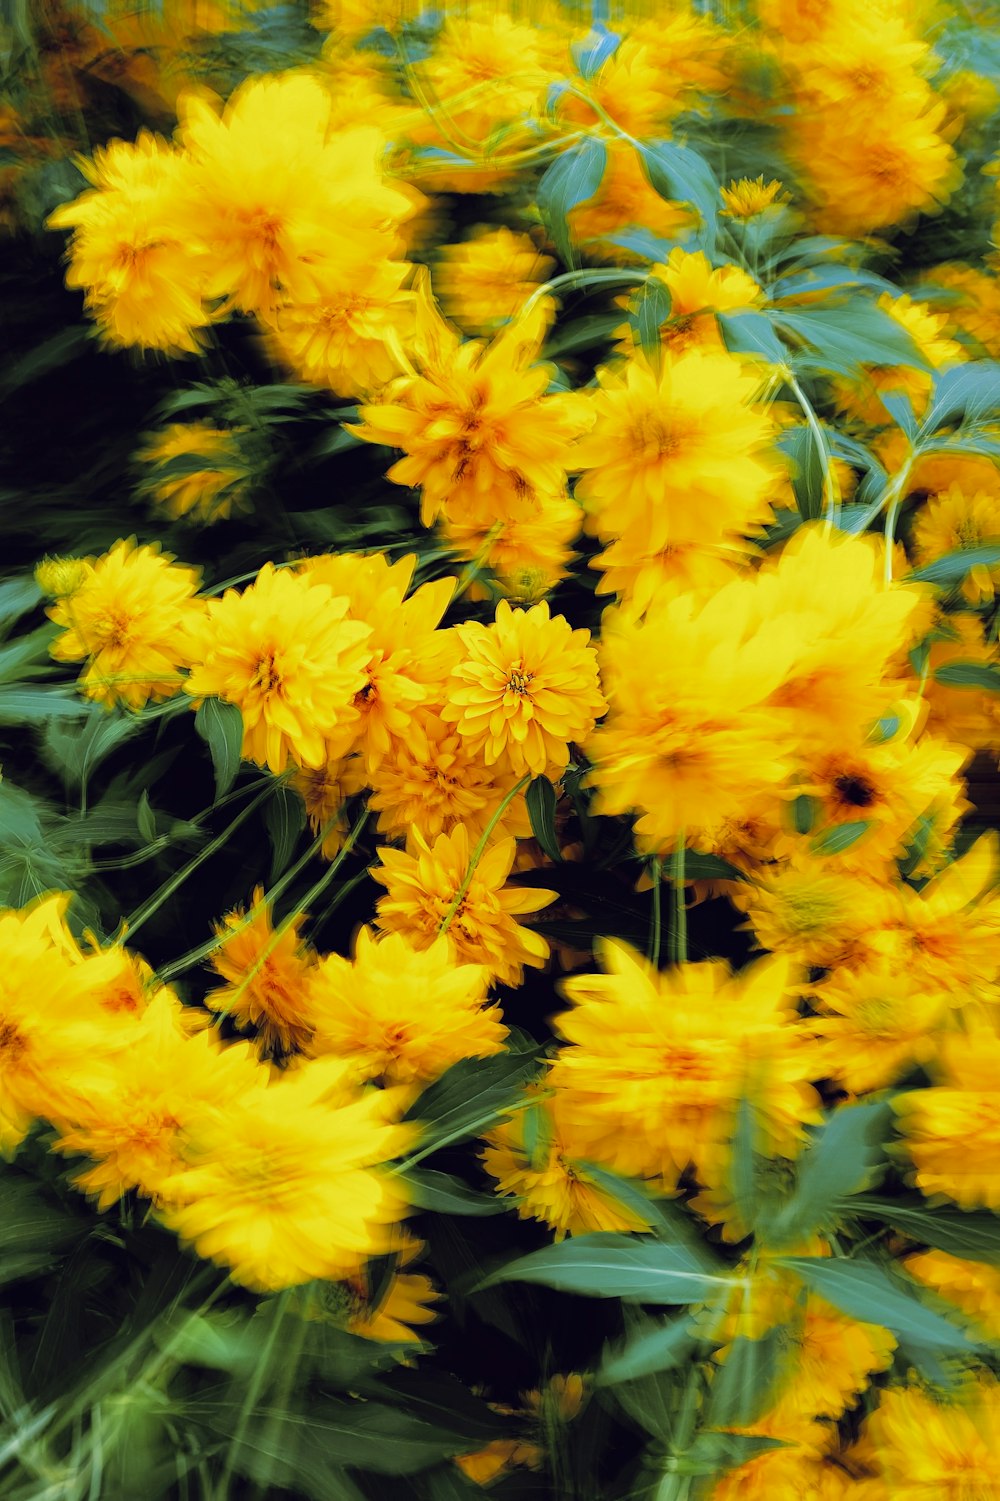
{"left": 0, "top": 1020, "right": 27, "bottom": 1061}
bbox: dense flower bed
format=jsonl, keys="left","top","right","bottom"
{"left": 2, "top": 0, "right": 1000, "bottom": 1496}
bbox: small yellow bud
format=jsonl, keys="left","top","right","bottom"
{"left": 35, "top": 556, "right": 90, "bottom": 599}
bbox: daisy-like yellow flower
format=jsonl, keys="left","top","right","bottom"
{"left": 550, "top": 941, "right": 820, "bottom": 1191}
{"left": 590, "top": 534, "right": 748, "bottom": 616}
{"left": 298, "top": 552, "right": 454, "bottom": 772}
{"left": 50, "top": 991, "right": 264, "bottom": 1210}
{"left": 894, "top": 1022, "right": 1000, "bottom": 1210}
{"left": 185, "top": 562, "right": 371, "bottom": 774}
{"left": 905, "top": 1250, "right": 1000, "bottom": 1343}
{"left": 351, "top": 289, "right": 591, "bottom": 531}
{"left": 35, "top": 555, "right": 90, "bottom": 601}
{"left": 174, "top": 73, "right": 418, "bottom": 315}
{"left": 924, "top": 261, "right": 1000, "bottom": 359}
{"left": 367, "top": 707, "right": 529, "bottom": 851}
{"left": 481, "top": 1088, "right": 654, "bottom": 1239}
{"left": 586, "top": 576, "right": 796, "bottom": 853}
{"left": 158, "top": 1056, "right": 415, "bottom": 1291}
{"left": 734, "top": 854, "right": 889, "bottom": 973}
{"left": 720, "top": 175, "right": 788, "bottom": 218}
{"left": 809, "top": 962, "right": 946, "bottom": 1093}
{"left": 832, "top": 293, "right": 963, "bottom": 427}
{"left": 573, "top": 349, "right": 778, "bottom": 555}
{"left": 372, "top": 825, "right": 555, "bottom": 988}
{"left": 343, "top": 1262, "right": 441, "bottom": 1345}
{"left": 292, "top": 752, "right": 366, "bottom": 860}
{"left": 922, "top": 613, "right": 1000, "bottom": 753}
{"left": 442, "top": 493, "right": 581, "bottom": 605}
{"left": 267, "top": 258, "right": 415, "bottom": 399}
{"left": 206, "top": 888, "right": 317, "bottom": 1057}
{"left": 614, "top": 248, "right": 763, "bottom": 360}
{"left": 48, "top": 538, "right": 203, "bottom": 711}
{"left": 442, "top": 599, "right": 606, "bottom": 778}
{"left": 47, "top": 131, "right": 210, "bottom": 353}
{"left": 138, "top": 423, "right": 252, "bottom": 524}
{"left": 0, "top": 895, "right": 123, "bottom": 1153}
{"left": 861, "top": 1378, "right": 1000, "bottom": 1498}
{"left": 435, "top": 227, "right": 555, "bottom": 337}
{"left": 911, "top": 485, "right": 1000, "bottom": 604}
{"left": 306, "top": 927, "right": 504, "bottom": 1087}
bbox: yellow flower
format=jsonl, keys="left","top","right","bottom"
{"left": 435, "top": 227, "right": 555, "bottom": 337}
{"left": 708, "top": 1425, "right": 880, "bottom": 1500}
{"left": 366, "top": 708, "right": 530, "bottom": 851}
{"left": 721, "top": 175, "right": 788, "bottom": 218}
{"left": 372, "top": 825, "right": 555, "bottom": 988}
{"left": 758, "top": 1297, "right": 896, "bottom": 1431}
{"left": 344, "top": 1264, "right": 441, "bottom": 1345}
{"left": 567, "top": 140, "right": 693, "bottom": 263}
{"left": 734, "top": 855, "right": 888, "bottom": 972}
{"left": 267, "top": 258, "right": 416, "bottom": 399}
{"left": 298, "top": 552, "right": 454, "bottom": 772}
{"left": 34, "top": 555, "right": 89, "bottom": 600}
{"left": 924, "top": 261, "right": 1000, "bottom": 359}
{"left": 0, "top": 895, "right": 121, "bottom": 1154}
{"left": 158, "top": 1056, "right": 415, "bottom": 1291}
{"left": 442, "top": 598, "right": 606, "bottom": 778}
{"left": 590, "top": 535, "right": 747, "bottom": 616}
{"left": 48, "top": 538, "right": 202, "bottom": 711}
{"left": 550, "top": 941, "right": 820, "bottom": 1191}
{"left": 832, "top": 294, "right": 963, "bottom": 427}
{"left": 293, "top": 753, "right": 366, "bottom": 860}
{"left": 185, "top": 562, "right": 371, "bottom": 773}
{"left": 573, "top": 350, "right": 778, "bottom": 555}
{"left": 47, "top": 131, "right": 210, "bottom": 353}
{"left": 206, "top": 888, "right": 317, "bottom": 1057}
{"left": 911, "top": 485, "right": 1000, "bottom": 604}
{"left": 138, "top": 423, "right": 252, "bottom": 524}
{"left": 614, "top": 248, "right": 763, "bottom": 360}
{"left": 442, "top": 493, "right": 581, "bottom": 605}
{"left": 586, "top": 577, "right": 795, "bottom": 853}
{"left": 809, "top": 962, "right": 946, "bottom": 1093}
{"left": 861, "top": 1378, "right": 1000, "bottom": 1498}
{"left": 306, "top": 927, "right": 505, "bottom": 1087}
{"left": 352, "top": 289, "right": 591, "bottom": 531}
{"left": 905, "top": 1250, "right": 1000, "bottom": 1343}
{"left": 50, "top": 991, "right": 263, "bottom": 1210}
{"left": 922, "top": 613, "right": 1000, "bottom": 753}
{"left": 174, "top": 73, "right": 418, "bottom": 315}
{"left": 895, "top": 1023, "right": 1000, "bottom": 1210}
{"left": 482, "top": 1088, "right": 654, "bottom": 1239}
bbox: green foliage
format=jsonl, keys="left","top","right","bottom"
{"left": 476, "top": 1233, "right": 732, "bottom": 1304}
{"left": 537, "top": 139, "right": 608, "bottom": 268}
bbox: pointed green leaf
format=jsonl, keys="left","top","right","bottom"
{"left": 639, "top": 139, "right": 719, "bottom": 247}
{"left": 776, "top": 1257, "right": 978, "bottom": 1351}
{"left": 841, "top": 1196, "right": 1000, "bottom": 1266}
{"left": 526, "top": 775, "right": 562, "bottom": 863}
{"left": 811, "top": 819, "right": 871, "bottom": 855}
{"left": 596, "top": 1313, "right": 699, "bottom": 1387}
{"left": 402, "top": 1041, "right": 541, "bottom": 1158}
{"left": 909, "top": 545, "right": 1000, "bottom": 586}
{"left": 400, "top": 1168, "right": 504, "bottom": 1217}
{"left": 475, "top": 1232, "right": 732, "bottom": 1302}
{"left": 767, "top": 1101, "right": 893, "bottom": 1246}
{"left": 933, "top": 661, "right": 1000, "bottom": 691}
{"left": 263, "top": 783, "right": 306, "bottom": 881}
{"left": 194, "top": 698, "right": 244, "bottom": 800}
{"left": 537, "top": 138, "right": 608, "bottom": 268}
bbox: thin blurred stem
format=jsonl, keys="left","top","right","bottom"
{"left": 438, "top": 775, "right": 532, "bottom": 937}
{"left": 786, "top": 370, "right": 841, "bottom": 528}
{"left": 213, "top": 1291, "right": 289, "bottom": 1501}
{"left": 648, "top": 856, "right": 663, "bottom": 968}
{"left": 520, "top": 268, "right": 643, "bottom": 322}
{"left": 669, "top": 839, "right": 687, "bottom": 966}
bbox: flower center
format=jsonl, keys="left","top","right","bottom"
{"left": 834, "top": 772, "right": 877, "bottom": 809}
{"left": 0, "top": 1019, "right": 27, "bottom": 1061}
{"left": 251, "top": 650, "right": 283, "bottom": 697}
{"left": 505, "top": 668, "right": 533, "bottom": 696}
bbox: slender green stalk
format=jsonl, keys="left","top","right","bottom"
{"left": 520, "top": 268, "right": 645, "bottom": 322}
{"left": 786, "top": 371, "right": 842, "bottom": 528}
{"left": 212, "top": 1291, "right": 289, "bottom": 1501}
{"left": 669, "top": 839, "right": 688, "bottom": 966}
{"left": 648, "top": 855, "right": 663, "bottom": 969}
{"left": 438, "top": 775, "right": 532, "bottom": 937}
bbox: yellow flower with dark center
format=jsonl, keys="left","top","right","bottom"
{"left": 48, "top": 538, "right": 203, "bottom": 711}
{"left": 158, "top": 1056, "right": 415, "bottom": 1291}
{"left": 306, "top": 926, "right": 504, "bottom": 1087}
{"left": 905, "top": 1250, "right": 1000, "bottom": 1343}
{"left": 442, "top": 598, "right": 606, "bottom": 778}
{"left": 50, "top": 991, "right": 264, "bottom": 1210}
{"left": 367, "top": 708, "right": 529, "bottom": 850}
{"left": 371, "top": 825, "right": 555, "bottom": 987}
{"left": 720, "top": 175, "right": 788, "bottom": 218}
{"left": 47, "top": 131, "right": 210, "bottom": 353}
{"left": 573, "top": 349, "right": 778, "bottom": 555}
{"left": 352, "top": 290, "right": 591, "bottom": 531}
{"left": 895, "top": 1023, "right": 1000, "bottom": 1210}
{"left": 206, "top": 888, "right": 317, "bottom": 1057}
{"left": 861, "top": 1378, "right": 1000, "bottom": 1498}
{"left": 185, "top": 562, "right": 371, "bottom": 773}
{"left": 550, "top": 941, "right": 820, "bottom": 1190}
{"left": 138, "top": 423, "right": 252, "bottom": 524}
{"left": 912, "top": 485, "right": 1000, "bottom": 604}
{"left": 481, "top": 1088, "right": 654, "bottom": 1239}
{"left": 435, "top": 227, "right": 555, "bottom": 337}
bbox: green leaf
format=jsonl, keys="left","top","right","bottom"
{"left": 777, "top": 424, "right": 827, "bottom": 522}
{"left": 933, "top": 661, "right": 1000, "bottom": 691}
{"left": 841, "top": 1196, "right": 1000, "bottom": 1266}
{"left": 718, "top": 311, "right": 788, "bottom": 364}
{"left": 682, "top": 852, "right": 748, "bottom": 883}
{"left": 403, "top": 1041, "right": 541, "bottom": 1158}
{"left": 790, "top": 794, "right": 816, "bottom": 834}
{"left": 705, "top": 1327, "right": 790, "bottom": 1429}
{"left": 136, "top": 790, "right": 157, "bottom": 844}
{"left": 0, "top": 576, "right": 42, "bottom": 631}
{"left": 925, "top": 361, "right": 1000, "bottom": 431}
{"left": 767, "top": 1101, "right": 893, "bottom": 1246}
{"left": 573, "top": 21, "right": 621, "bottom": 78}
{"left": 526, "top": 775, "right": 562, "bottom": 863}
{"left": 639, "top": 139, "right": 719, "bottom": 248}
{"left": 194, "top": 698, "right": 244, "bottom": 800}
{"left": 401, "top": 1168, "right": 504, "bottom": 1217}
{"left": 0, "top": 687, "right": 89, "bottom": 723}
{"left": 810, "top": 819, "right": 871, "bottom": 855}
{"left": 475, "top": 1232, "right": 732, "bottom": 1303}
{"left": 41, "top": 711, "right": 145, "bottom": 790}
{"left": 675, "top": 1431, "right": 789, "bottom": 1477}
{"left": 776, "top": 1257, "right": 978, "bottom": 1351}
{"left": 632, "top": 276, "right": 674, "bottom": 363}
{"left": 537, "top": 138, "right": 608, "bottom": 268}
{"left": 909, "top": 545, "right": 1000, "bottom": 586}
{"left": 596, "top": 1313, "right": 699, "bottom": 1387}
{"left": 0, "top": 781, "right": 46, "bottom": 846}
{"left": 263, "top": 784, "right": 306, "bottom": 881}
{"left": 777, "top": 299, "right": 931, "bottom": 373}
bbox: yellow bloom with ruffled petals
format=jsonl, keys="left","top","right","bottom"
{"left": 206, "top": 888, "right": 317, "bottom": 1057}
{"left": 895, "top": 1022, "right": 1000, "bottom": 1210}
{"left": 861, "top": 1378, "right": 1000, "bottom": 1498}
{"left": 614, "top": 248, "right": 763, "bottom": 360}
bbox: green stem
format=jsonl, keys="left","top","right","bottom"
{"left": 648, "top": 856, "right": 663, "bottom": 969}
{"left": 122, "top": 781, "right": 278, "bottom": 942}
{"left": 669, "top": 839, "right": 687, "bottom": 966}
{"left": 520, "top": 268, "right": 644, "bottom": 322}
{"left": 213, "top": 1291, "right": 289, "bottom": 1501}
{"left": 786, "top": 371, "right": 841, "bottom": 527}
{"left": 438, "top": 775, "right": 532, "bottom": 938}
